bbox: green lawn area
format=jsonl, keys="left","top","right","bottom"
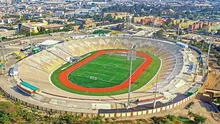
{"left": 92, "top": 29, "right": 110, "bottom": 34}
{"left": 68, "top": 54, "right": 144, "bottom": 88}
{"left": 51, "top": 50, "right": 161, "bottom": 96}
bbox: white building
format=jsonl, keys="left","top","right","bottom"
{"left": 54, "top": 11, "right": 65, "bottom": 17}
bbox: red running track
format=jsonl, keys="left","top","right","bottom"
{"left": 59, "top": 49, "right": 152, "bottom": 93}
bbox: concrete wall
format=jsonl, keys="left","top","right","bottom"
{"left": 0, "top": 85, "right": 197, "bottom": 118}
{"left": 99, "top": 93, "right": 197, "bottom": 118}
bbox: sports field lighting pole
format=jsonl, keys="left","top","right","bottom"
{"left": 29, "top": 27, "right": 32, "bottom": 46}
{"left": 153, "top": 74, "right": 159, "bottom": 109}
{"left": 207, "top": 31, "right": 216, "bottom": 65}
{"left": 177, "top": 27, "right": 182, "bottom": 41}
{"left": 1, "top": 37, "right": 3, "bottom": 74}
{"left": 127, "top": 51, "right": 133, "bottom": 109}
{"left": 127, "top": 36, "right": 135, "bottom": 109}
{"left": 29, "top": 25, "right": 32, "bottom": 37}
{"left": 0, "top": 37, "right": 6, "bottom": 75}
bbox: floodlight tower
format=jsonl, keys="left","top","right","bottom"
{"left": 127, "top": 36, "right": 136, "bottom": 109}
{"left": 207, "top": 31, "right": 216, "bottom": 66}
{"left": 153, "top": 73, "right": 159, "bottom": 109}
{"left": 177, "top": 27, "right": 182, "bottom": 41}
{"left": 30, "top": 27, "right": 31, "bottom": 37}
{"left": 0, "top": 38, "right": 6, "bottom": 75}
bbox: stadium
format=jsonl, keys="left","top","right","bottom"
{"left": 1, "top": 35, "right": 206, "bottom": 117}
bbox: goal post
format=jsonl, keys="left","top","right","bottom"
{"left": 89, "top": 76, "right": 97, "bottom": 80}
{"left": 127, "top": 49, "right": 136, "bottom": 61}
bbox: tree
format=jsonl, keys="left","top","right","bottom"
{"left": 166, "top": 114, "right": 176, "bottom": 121}
{"left": 188, "top": 111, "right": 207, "bottom": 124}
{"left": 87, "top": 117, "right": 102, "bottom": 124}
{"left": 53, "top": 114, "right": 80, "bottom": 124}
{"left": 151, "top": 116, "right": 162, "bottom": 124}
{"left": 104, "top": 14, "right": 114, "bottom": 23}
{"left": 93, "top": 14, "right": 102, "bottom": 22}
{"left": 0, "top": 111, "right": 10, "bottom": 124}
{"left": 153, "top": 30, "right": 164, "bottom": 38}
{"left": 194, "top": 115, "right": 206, "bottom": 124}
{"left": 0, "top": 37, "right": 7, "bottom": 41}
{"left": 92, "top": 30, "right": 110, "bottom": 34}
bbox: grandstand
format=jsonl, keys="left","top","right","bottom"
{"left": 19, "top": 37, "right": 181, "bottom": 94}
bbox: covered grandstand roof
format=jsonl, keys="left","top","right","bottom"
{"left": 38, "top": 40, "right": 60, "bottom": 46}
{"left": 20, "top": 81, "right": 39, "bottom": 91}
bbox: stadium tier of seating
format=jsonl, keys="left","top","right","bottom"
{"left": 18, "top": 36, "right": 187, "bottom": 104}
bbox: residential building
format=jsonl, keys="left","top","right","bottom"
{"left": 104, "top": 12, "right": 132, "bottom": 20}
{"left": 74, "top": 18, "right": 96, "bottom": 29}
{"left": 18, "top": 20, "right": 48, "bottom": 34}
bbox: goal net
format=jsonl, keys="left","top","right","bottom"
{"left": 89, "top": 76, "right": 97, "bottom": 80}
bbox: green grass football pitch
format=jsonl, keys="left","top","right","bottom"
{"left": 68, "top": 54, "right": 144, "bottom": 88}
{"left": 51, "top": 50, "right": 161, "bottom": 96}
